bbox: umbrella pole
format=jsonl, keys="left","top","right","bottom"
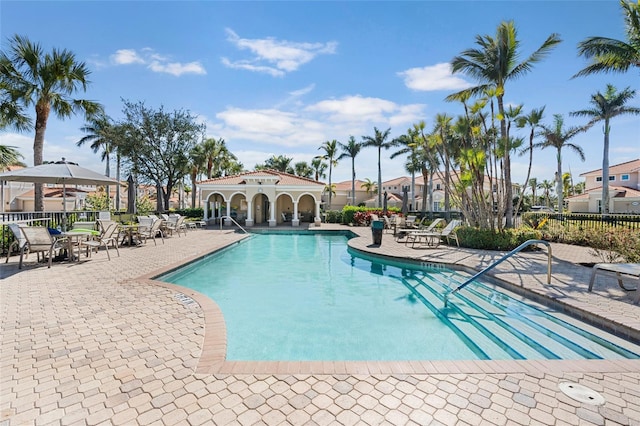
{"left": 62, "top": 182, "right": 68, "bottom": 231}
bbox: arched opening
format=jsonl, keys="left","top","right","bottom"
{"left": 252, "top": 193, "right": 270, "bottom": 225}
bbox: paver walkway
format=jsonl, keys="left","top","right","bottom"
{"left": 1, "top": 225, "right": 639, "bottom": 425}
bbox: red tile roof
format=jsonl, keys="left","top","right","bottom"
{"left": 580, "top": 158, "right": 640, "bottom": 176}
{"left": 198, "top": 169, "right": 324, "bottom": 186}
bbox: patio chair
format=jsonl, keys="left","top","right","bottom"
{"left": 138, "top": 218, "right": 165, "bottom": 245}
{"left": 408, "top": 219, "right": 462, "bottom": 248}
{"left": 5, "top": 223, "right": 29, "bottom": 264}
{"left": 588, "top": 263, "right": 640, "bottom": 305}
{"left": 164, "top": 215, "right": 186, "bottom": 237}
{"left": 18, "top": 226, "right": 67, "bottom": 269}
{"left": 80, "top": 222, "right": 121, "bottom": 260}
{"left": 397, "top": 218, "right": 445, "bottom": 242}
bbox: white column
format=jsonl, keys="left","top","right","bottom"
{"left": 268, "top": 200, "right": 276, "bottom": 227}
{"left": 314, "top": 200, "right": 321, "bottom": 226}
{"left": 292, "top": 201, "right": 300, "bottom": 227}
{"left": 224, "top": 202, "right": 232, "bottom": 225}
{"left": 246, "top": 199, "right": 254, "bottom": 226}
{"left": 203, "top": 195, "right": 209, "bottom": 223}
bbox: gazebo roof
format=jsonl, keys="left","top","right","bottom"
{"left": 198, "top": 170, "right": 324, "bottom": 187}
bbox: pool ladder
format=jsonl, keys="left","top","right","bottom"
{"left": 219, "top": 215, "right": 249, "bottom": 234}
{"left": 443, "top": 239, "right": 552, "bottom": 308}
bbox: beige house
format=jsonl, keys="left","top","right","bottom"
{"left": 568, "top": 158, "right": 640, "bottom": 214}
{"left": 198, "top": 170, "right": 325, "bottom": 227}
{"left": 330, "top": 180, "right": 371, "bottom": 209}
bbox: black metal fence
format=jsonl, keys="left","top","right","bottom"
{"left": 521, "top": 212, "right": 640, "bottom": 232}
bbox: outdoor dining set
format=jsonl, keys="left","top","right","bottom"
{"left": 3, "top": 214, "right": 202, "bottom": 269}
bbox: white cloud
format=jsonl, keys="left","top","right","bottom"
{"left": 223, "top": 28, "right": 337, "bottom": 76}
{"left": 306, "top": 95, "right": 425, "bottom": 125}
{"left": 109, "top": 48, "right": 205, "bottom": 76}
{"left": 289, "top": 84, "right": 315, "bottom": 97}
{"left": 398, "top": 63, "right": 471, "bottom": 91}
{"left": 110, "top": 49, "right": 145, "bottom": 65}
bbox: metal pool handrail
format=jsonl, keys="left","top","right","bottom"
{"left": 444, "top": 239, "right": 552, "bottom": 307}
{"left": 219, "top": 215, "right": 249, "bottom": 234}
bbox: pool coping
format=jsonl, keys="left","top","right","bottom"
{"left": 138, "top": 230, "right": 640, "bottom": 376}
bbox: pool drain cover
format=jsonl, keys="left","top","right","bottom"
{"left": 558, "top": 382, "right": 605, "bottom": 405}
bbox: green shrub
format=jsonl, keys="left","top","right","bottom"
{"left": 456, "top": 227, "right": 542, "bottom": 251}
{"left": 324, "top": 210, "right": 343, "bottom": 223}
{"left": 340, "top": 206, "right": 400, "bottom": 225}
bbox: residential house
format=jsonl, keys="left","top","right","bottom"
{"left": 567, "top": 158, "right": 640, "bottom": 214}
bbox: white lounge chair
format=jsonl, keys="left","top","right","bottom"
{"left": 397, "top": 218, "right": 445, "bottom": 242}
{"left": 80, "top": 222, "right": 121, "bottom": 260}
{"left": 588, "top": 263, "right": 640, "bottom": 305}
{"left": 139, "top": 218, "right": 165, "bottom": 245}
{"left": 19, "top": 226, "right": 67, "bottom": 269}
{"left": 408, "top": 219, "right": 462, "bottom": 248}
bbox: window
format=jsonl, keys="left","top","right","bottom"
{"left": 436, "top": 183, "right": 441, "bottom": 190}
{"left": 609, "top": 175, "right": 615, "bottom": 181}
{"left": 621, "top": 174, "right": 630, "bottom": 181}
{"left": 596, "top": 176, "right": 603, "bottom": 182}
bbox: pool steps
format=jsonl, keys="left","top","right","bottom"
{"left": 399, "top": 267, "right": 638, "bottom": 360}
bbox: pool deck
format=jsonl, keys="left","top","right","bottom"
{"left": 1, "top": 224, "right": 639, "bottom": 425}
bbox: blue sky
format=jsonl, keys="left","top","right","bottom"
{"left": 2, "top": 0, "right": 638, "bottom": 187}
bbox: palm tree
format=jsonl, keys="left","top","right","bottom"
{"left": 574, "top": 0, "right": 640, "bottom": 77}
{"left": 0, "top": 34, "right": 102, "bottom": 211}
{"left": 528, "top": 177, "right": 538, "bottom": 205}
{"left": 316, "top": 140, "right": 339, "bottom": 209}
{"left": 539, "top": 180, "right": 554, "bottom": 208}
{"left": 571, "top": 84, "right": 640, "bottom": 215}
{"left": 0, "top": 80, "right": 32, "bottom": 132}
{"left": 448, "top": 21, "right": 561, "bottom": 227}
{"left": 188, "top": 143, "right": 207, "bottom": 208}
{"left": 337, "top": 136, "right": 361, "bottom": 206}
{"left": 432, "top": 114, "right": 456, "bottom": 220}
{"left": 203, "top": 138, "right": 236, "bottom": 179}
{"left": 311, "top": 157, "right": 327, "bottom": 182}
{"left": 0, "top": 145, "right": 25, "bottom": 171}
{"left": 77, "top": 113, "right": 115, "bottom": 208}
{"left": 294, "top": 161, "right": 313, "bottom": 179}
{"left": 360, "top": 178, "right": 377, "bottom": 199}
{"left": 516, "top": 107, "right": 546, "bottom": 214}
{"left": 361, "top": 127, "right": 395, "bottom": 208}
{"left": 533, "top": 114, "right": 587, "bottom": 212}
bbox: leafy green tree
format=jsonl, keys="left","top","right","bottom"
{"left": 316, "top": 139, "right": 339, "bottom": 209}
{"left": 0, "top": 34, "right": 102, "bottom": 210}
{"left": 202, "top": 137, "right": 240, "bottom": 178}
{"left": 337, "top": 136, "right": 361, "bottom": 206}
{"left": 533, "top": 114, "right": 587, "bottom": 212}
{"left": 361, "top": 127, "right": 395, "bottom": 208}
{"left": 117, "top": 100, "right": 205, "bottom": 212}
{"left": 575, "top": 0, "right": 640, "bottom": 77}
{"left": 293, "top": 161, "right": 313, "bottom": 179}
{"left": 571, "top": 85, "right": 640, "bottom": 214}
{"left": 448, "top": 21, "right": 561, "bottom": 227}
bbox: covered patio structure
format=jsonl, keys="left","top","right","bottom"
{"left": 198, "top": 170, "right": 325, "bottom": 227}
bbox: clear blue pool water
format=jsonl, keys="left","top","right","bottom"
{"left": 160, "top": 232, "right": 640, "bottom": 361}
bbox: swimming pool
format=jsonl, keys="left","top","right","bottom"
{"left": 160, "top": 232, "right": 640, "bottom": 361}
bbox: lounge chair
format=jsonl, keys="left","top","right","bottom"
{"left": 588, "top": 263, "right": 640, "bottom": 305}
{"left": 397, "top": 218, "right": 445, "bottom": 242}
{"left": 18, "top": 226, "right": 67, "bottom": 269}
{"left": 5, "top": 223, "right": 29, "bottom": 264}
{"left": 80, "top": 222, "right": 121, "bottom": 260}
{"left": 408, "top": 219, "right": 462, "bottom": 248}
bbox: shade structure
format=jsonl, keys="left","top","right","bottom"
{"left": 126, "top": 175, "right": 137, "bottom": 214}
{"left": 0, "top": 159, "right": 120, "bottom": 230}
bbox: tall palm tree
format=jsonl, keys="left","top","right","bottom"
{"left": 0, "top": 34, "right": 102, "bottom": 211}
{"left": 0, "top": 80, "right": 32, "bottom": 132}
{"left": 448, "top": 21, "right": 561, "bottom": 227}
{"left": 188, "top": 143, "right": 207, "bottom": 208}
{"left": 390, "top": 129, "right": 420, "bottom": 209}
{"left": 515, "top": 107, "right": 546, "bottom": 214}
{"left": 337, "top": 136, "right": 361, "bottom": 206}
{"left": 202, "top": 137, "right": 236, "bottom": 179}
{"left": 571, "top": 84, "right": 640, "bottom": 214}
{"left": 432, "top": 114, "right": 456, "bottom": 220}
{"left": 539, "top": 180, "right": 554, "bottom": 208}
{"left": 316, "top": 139, "right": 339, "bottom": 209}
{"left": 361, "top": 127, "right": 395, "bottom": 208}
{"left": 77, "top": 113, "right": 115, "bottom": 207}
{"left": 528, "top": 177, "right": 538, "bottom": 206}
{"left": 575, "top": 0, "right": 640, "bottom": 77}
{"left": 533, "top": 114, "right": 587, "bottom": 212}
{"left": 0, "top": 145, "right": 25, "bottom": 171}
{"left": 311, "top": 157, "right": 327, "bottom": 182}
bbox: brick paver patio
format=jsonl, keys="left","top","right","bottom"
{"left": 1, "top": 224, "right": 639, "bottom": 425}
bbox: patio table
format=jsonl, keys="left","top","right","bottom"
{"left": 119, "top": 224, "right": 140, "bottom": 246}
{"left": 60, "top": 230, "right": 95, "bottom": 262}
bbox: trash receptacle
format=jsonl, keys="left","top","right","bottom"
{"left": 372, "top": 220, "right": 384, "bottom": 245}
